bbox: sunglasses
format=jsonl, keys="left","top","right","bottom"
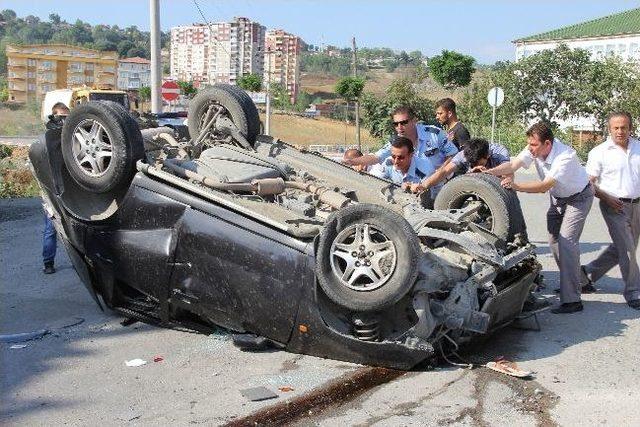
{"left": 391, "top": 154, "right": 407, "bottom": 160}
{"left": 393, "top": 119, "right": 410, "bottom": 127}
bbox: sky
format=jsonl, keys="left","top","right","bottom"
{"left": 4, "top": 0, "right": 640, "bottom": 64}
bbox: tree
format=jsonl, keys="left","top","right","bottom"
{"left": 294, "top": 91, "right": 312, "bottom": 112}
{"left": 138, "top": 86, "right": 151, "bottom": 101}
{"left": 48, "top": 13, "right": 61, "bottom": 25}
{"left": 176, "top": 81, "right": 197, "bottom": 98}
{"left": 237, "top": 73, "right": 262, "bottom": 92}
{"left": 335, "top": 76, "right": 365, "bottom": 102}
{"left": 270, "top": 83, "right": 291, "bottom": 110}
{"left": 428, "top": 49, "right": 476, "bottom": 90}
{"left": 502, "top": 44, "right": 593, "bottom": 127}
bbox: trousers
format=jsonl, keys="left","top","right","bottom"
{"left": 584, "top": 200, "right": 640, "bottom": 302}
{"left": 43, "top": 214, "right": 57, "bottom": 264}
{"left": 547, "top": 184, "right": 594, "bottom": 303}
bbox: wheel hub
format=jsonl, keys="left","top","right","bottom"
{"left": 330, "top": 223, "right": 397, "bottom": 291}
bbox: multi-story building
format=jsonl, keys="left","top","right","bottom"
{"left": 264, "top": 29, "right": 302, "bottom": 103}
{"left": 170, "top": 17, "right": 265, "bottom": 86}
{"left": 514, "top": 8, "right": 640, "bottom": 62}
{"left": 6, "top": 44, "right": 118, "bottom": 103}
{"left": 117, "top": 57, "right": 151, "bottom": 90}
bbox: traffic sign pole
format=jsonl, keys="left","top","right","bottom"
{"left": 491, "top": 92, "right": 497, "bottom": 143}
{"left": 487, "top": 87, "right": 504, "bottom": 144}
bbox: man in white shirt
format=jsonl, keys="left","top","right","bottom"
{"left": 484, "top": 122, "right": 593, "bottom": 314}
{"left": 582, "top": 111, "right": 640, "bottom": 310}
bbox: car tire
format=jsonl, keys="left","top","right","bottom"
{"left": 471, "top": 173, "right": 528, "bottom": 242}
{"left": 61, "top": 101, "right": 143, "bottom": 193}
{"left": 213, "top": 84, "right": 261, "bottom": 140}
{"left": 316, "top": 203, "right": 422, "bottom": 312}
{"left": 434, "top": 174, "right": 511, "bottom": 241}
{"left": 188, "top": 85, "right": 259, "bottom": 147}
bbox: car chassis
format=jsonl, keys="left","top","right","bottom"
{"left": 30, "top": 85, "right": 541, "bottom": 369}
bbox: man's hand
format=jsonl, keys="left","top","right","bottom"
{"left": 402, "top": 182, "right": 426, "bottom": 193}
{"left": 604, "top": 194, "right": 624, "bottom": 213}
{"left": 500, "top": 175, "right": 517, "bottom": 190}
{"left": 469, "top": 165, "right": 487, "bottom": 173}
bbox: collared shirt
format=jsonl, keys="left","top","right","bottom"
{"left": 372, "top": 154, "right": 435, "bottom": 186}
{"left": 375, "top": 123, "right": 458, "bottom": 170}
{"left": 586, "top": 137, "right": 640, "bottom": 199}
{"left": 517, "top": 138, "right": 589, "bottom": 198}
{"left": 451, "top": 143, "right": 510, "bottom": 173}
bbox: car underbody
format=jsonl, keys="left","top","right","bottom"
{"left": 30, "top": 85, "right": 541, "bottom": 369}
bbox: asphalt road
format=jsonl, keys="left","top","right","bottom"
{"left": 1, "top": 181, "right": 639, "bottom": 426}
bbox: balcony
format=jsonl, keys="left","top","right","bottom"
{"left": 8, "top": 59, "right": 27, "bottom": 68}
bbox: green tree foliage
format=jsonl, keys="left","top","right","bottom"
{"left": 176, "top": 81, "right": 197, "bottom": 98}
{"left": 237, "top": 73, "right": 262, "bottom": 92}
{"left": 294, "top": 91, "right": 312, "bottom": 112}
{"left": 335, "top": 77, "right": 365, "bottom": 101}
{"left": 138, "top": 86, "right": 151, "bottom": 101}
{"left": 501, "top": 44, "right": 592, "bottom": 127}
{"left": 360, "top": 77, "right": 434, "bottom": 140}
{"left": 428, "top": 50, "right": 476, "bottom": 90}
{"left": 301, "top": 52, "right": 354, "bottom": 76}
{"left": 270, "top": 83, "right": 292, "bottom": 110}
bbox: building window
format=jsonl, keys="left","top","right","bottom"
{"left": 28, "top": 59, "right": 36, "bottom": 66}
{"left": 27, "top": 71, "right": 36, "bottom": 78}
{"left": 86, "top": 63, "right": 94, "bottom": 70}
{"left": 28, "top": 83, "right": 36, "bottom": 91}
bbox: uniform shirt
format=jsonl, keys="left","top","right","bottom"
{"left": 373, "top": 154, "right": 435, "bottom": 186}
{"left": 376, "top": 123, "right": 458, "bottom": 171}
{"left": 517, "top": 139, "right": 589, "bottom": 198}
{"left": 586, "top": 137, "right": 640, "bottom": 199}
{"left": 451, "top": 143, "right": 510, "bottom": 173}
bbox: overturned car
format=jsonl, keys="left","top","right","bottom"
{"left": 29, "top": 84, "right": 540, "bottom": 369}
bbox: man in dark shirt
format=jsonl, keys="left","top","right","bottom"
{"left": 404, "top": 138, "right": 509, "bottom": 193}
{"left": 435, "top": 98, "right": 471, "bottom": 150}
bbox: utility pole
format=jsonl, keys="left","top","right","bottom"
{"left": 265, "top": 48, "right": 272, "bottom": 136}
{"left": 150, "top": 0, "right": 162, "bottom": 113}
{"left": 352, "top": 37, "right": 361, "bottom": 151}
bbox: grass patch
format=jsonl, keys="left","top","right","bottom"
{"left": 0, "top": 144, "right": 40, "bottom": 198}
{"left": 0, "top": 103, "right": 42, "bottom": 136}
{"left": 263, "top": 112, "right": 382, "bottom": 152}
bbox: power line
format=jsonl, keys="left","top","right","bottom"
{"left": 190, "top": 0, "right": 231, "bottom": 57}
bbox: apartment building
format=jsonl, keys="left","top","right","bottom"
{"left": 6, "top": 44, "right": 117, "bottom": 103}
{"left": 265, "top": 30, "right": 302, "bottom": 103}
{"left": 117, "top": 57, "right": 151, "bottom": 90}
{"left": 170, "top": 17, "right": 265, "bottom": 86}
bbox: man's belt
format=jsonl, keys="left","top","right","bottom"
{"left": 619, "top": 197, "right": 640, "bottom": 204}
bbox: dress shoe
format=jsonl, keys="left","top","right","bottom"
{"left": 551, "top": 302, "right": 583, "bottom": 314}
{"left": 581, "top": 283, "right": 597, "bottom": 294}
{"left": 628, "top": 299, "right": 640, "bottom": 310}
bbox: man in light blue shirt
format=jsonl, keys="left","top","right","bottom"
{"left": 344, "top": 105, "right": 458, "bottom": 173}
{"left": 372, "top": 136, "right": 435, "bottom": 187}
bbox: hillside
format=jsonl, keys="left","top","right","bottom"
{"left": 300, "top": 67, "right": 487, "bottom": 103}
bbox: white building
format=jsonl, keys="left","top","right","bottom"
{"left": 513, "top": 7, "right": 640, "bottom": 130}
{"left": 514, "top": 8, "right": 640, "bottom": 62}
{"left": 170, "top": 17, "right": 265, "bottom": 86}
{"left": 117, "top": 57, "right": 151, "bottom": 90}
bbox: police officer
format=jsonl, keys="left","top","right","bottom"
{"left": 582, "top": 111, "right": 640, "bottom": 310}
{"left": 372, "top": 136, "right": 435, "bottom": 187}
{"left": 484, "top": 121, "right": 593, "bottom": 314}
{"left": 344, "top": 105, "right": 457, "bottom": 201}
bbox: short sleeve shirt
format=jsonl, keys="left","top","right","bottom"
{"left": 586, "top": 137, "right": 640, "bottom": 199}
{"left": 376, "top": 155, "right": 435, "bottom": 185}
{"left": 446, "top": 122, "right": 471, "bottom": 149}
{"left": 375, "top": 123, "right": 458, "bottom": 170}
{"left": 517, "top": 139, "right": 589, "bottom": 198}
{"left": 451, "top": 143, "right": 510, "bottom": 173}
